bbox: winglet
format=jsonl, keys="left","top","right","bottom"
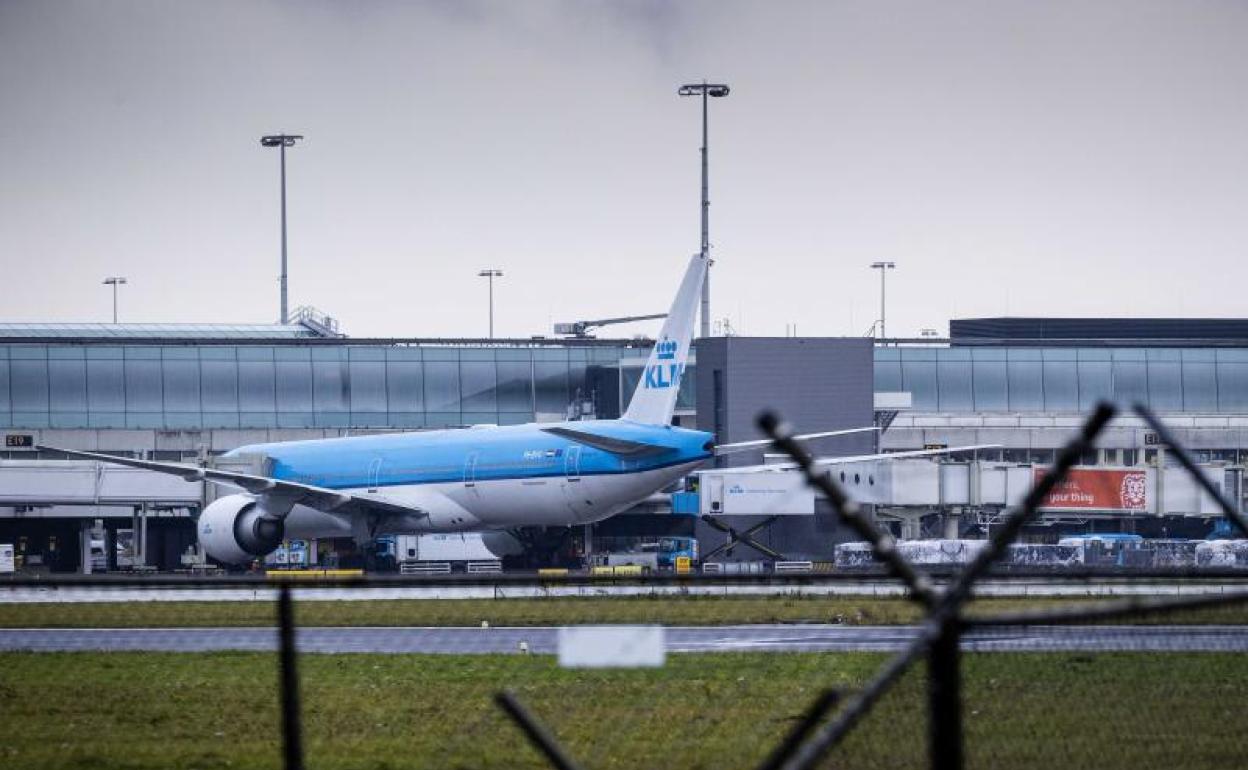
{"left": 621, "top": 254, "right": 707, "bottom": 426}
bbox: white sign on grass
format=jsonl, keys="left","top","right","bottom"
{"left": 557, "top": 625, "right": 666, "bottom": 668}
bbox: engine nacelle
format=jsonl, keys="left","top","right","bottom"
{"left": 197, "top": 494, "right": 285, "bottom": 564}
{"left": 480, "top": 531, "right": 524, "bottom": 558}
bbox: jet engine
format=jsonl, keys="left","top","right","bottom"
{"left": 197, "top": 494, "right": 285, "bottom": 564}
{"left": 480, "top": 531, "right": 525, "bottom": 559}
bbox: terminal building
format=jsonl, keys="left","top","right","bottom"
{"left": 878, "top": 318, "right": 1248, "bottom": 464}
{"left": 1, "top": 316, "right": 1245, "bottom": 571}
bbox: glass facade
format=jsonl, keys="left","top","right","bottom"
{"left": 875, "top": 347, "right": 1248, "bottom": 413}
{"left": 0, "top": 344, "right": 656, "bottom": 430}
{"left": 4, "top": 341, "right": 1246, "bottom": 429}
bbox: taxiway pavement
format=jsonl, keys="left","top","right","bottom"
{"left": 1, "top": 624, "right": 1244, "bottom": 654}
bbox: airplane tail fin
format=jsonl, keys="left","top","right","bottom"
{"left": 621, "top": 254, "right": 707, "bottom": 426}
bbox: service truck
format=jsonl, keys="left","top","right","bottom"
{"left": 603, "top": 537, "right": 697, "bottom": 571}
{"left": 381, "top": 533, "right": 502, "bottom": 574}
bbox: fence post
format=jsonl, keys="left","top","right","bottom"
{"left": 756, "top": 403, "right": 1114, "bottom": 770}
{"left": 926, "top": 618, "right": 963, "bottom": 770}
{"left": 495, "top": 690, "right": 585, "bottom": 770}
{"left": 277, "top": 583, "right": 305, "bottom": 770}
{"left": 757, "top": 688, "right": 841, "bottom": 770}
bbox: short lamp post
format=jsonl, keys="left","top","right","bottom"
{"left": 478, "top": 269, "right": 503, "bottom": 338}
{"left": 103, "top": 276, "right": 127, "bottom": 323}
{"left": 870, "top": 261, "right": 896, "bottom": 341}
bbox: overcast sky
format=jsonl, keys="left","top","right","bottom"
{"left": 2, "top": 1, "right": 1246, "bottom": 339}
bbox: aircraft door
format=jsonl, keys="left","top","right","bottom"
{"left": 564, "top": 446, "right": 582, "bottom": 481}
{"left": 367, "top": 458, "right": 383, "bottom": 493}
{"left": 461, "top": 451, "right": 484, "bottom": 505}
{"left": 562, "top": 446, "right": 593, "bottom": 518}
{"left": 705, "top": 474, "right": 724, "bottom": 515}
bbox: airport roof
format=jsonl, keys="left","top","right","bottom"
{"left": 0, "top": 306, "right": 348, "bottom": 341}
{"left": 0, "top": 322, "right": 329, "bottom": 340}
{"left": 0, "top": 323, "right": 653, "bottom": 348}
{"left": 951, "top": 317, "right": 1248, "bottom": 346}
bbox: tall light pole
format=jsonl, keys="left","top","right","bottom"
{"left": 478, "top": 269, "right": 503, "bottom": 338}
{"left": 260, "top": 133, "right": 304, "bottom": 324}
{"left": 102, "top": 277, "right": 127, "bottom": 323}
{"left": 679, "top": 80, "right": 730, "bottom": 339}
{"left": 870, "top": 261, "right": 896, "bottom": 340}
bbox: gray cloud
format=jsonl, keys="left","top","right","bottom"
{"left": 1, "top": 0, "right": 1245, "bottom": 338}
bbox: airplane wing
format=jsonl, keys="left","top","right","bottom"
{"left": 714, "top": 427, "right": 879, "bottom": 457}
{"left": 37, "top": 446, "right": 423, "bottom": 517}
{"left": 697, "top": 444, "right": 1001, "bottom": 474}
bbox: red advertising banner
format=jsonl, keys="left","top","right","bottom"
{"left": 1033, "top": 468, "right": 1150, "bottom": 511}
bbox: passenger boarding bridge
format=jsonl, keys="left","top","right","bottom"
{"left": 697, "top": 457, "right": 1238, "bottom": 540}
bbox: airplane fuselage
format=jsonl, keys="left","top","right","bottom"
{"left": 226, "top": 419, "right": 714, "bottom": 538}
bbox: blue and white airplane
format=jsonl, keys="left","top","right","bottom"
{"left": 45, "top": 254, "right": 947, "bottom": 564}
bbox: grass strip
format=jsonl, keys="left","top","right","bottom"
{"left": 0, "top": 650, "right": 1244, "bottom": 769}
{"left": 3, "top": 595, "right": 1248, "bottom": 628}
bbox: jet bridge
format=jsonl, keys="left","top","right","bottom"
{"left": 0, "top": 456, "right": 272, "bottom": 574}
{"left": 697, "top": 458, "right": 1237, "bottom": 522}
{"left": 0, "top": 454, "right": 271, "bottom": 513}
{"left": 0, "top": 460, "right": 202, "bottom": 510}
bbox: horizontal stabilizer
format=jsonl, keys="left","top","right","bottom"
{"left": 540, "top": 427, "right": 677, "bottom": 457}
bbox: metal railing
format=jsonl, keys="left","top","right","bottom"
{"left": 4, "top": 403, "right": 1247, "bottom": 769}
{"left": 489, "top": 401, "right": 1248, "bottom": 770}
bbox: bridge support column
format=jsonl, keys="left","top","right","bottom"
{"left": 131, "top": 505, "right": 149, "bottom": 567}
{"left": 943, "top": 513, "right": 960, "bottom": 540}
{"left": 79, "top": 519, "right": 93, "bottom": 575}
{"left": 104, "top": 521, "right": 118, "bottom": 572}
{"left": 898, "top": 512, "right": 924, "bottom": 540}
{"left": 139, "top": 505, "right": 149, "bottom": 566}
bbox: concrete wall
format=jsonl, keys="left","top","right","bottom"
{"left": 693, "top": 337, "right": 874, "bottom": 561}
{"left": 695, "top": 337, "right": 875, "bottom": 455}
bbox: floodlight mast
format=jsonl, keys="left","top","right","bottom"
{"left": 870, "top": 261, "right": 896, "bottom": 340}
{"left": 102, "top": 276, "right": 127, "bottom": 323}
{"left": 678, "top": 81, "right": 730, "bottom": 339}
{"left": 478, "top": 269, "right": 504, "bottom": 338}
{"left": 260, "top": 134, "right": 304, "bottom": 324}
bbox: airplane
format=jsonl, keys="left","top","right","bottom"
{"left": 44, "top": 254, "right": 980, "bottom": 565}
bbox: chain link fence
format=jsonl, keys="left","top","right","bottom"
{"left": 1, "top": 402, "right": 1247, "bottom": 769}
